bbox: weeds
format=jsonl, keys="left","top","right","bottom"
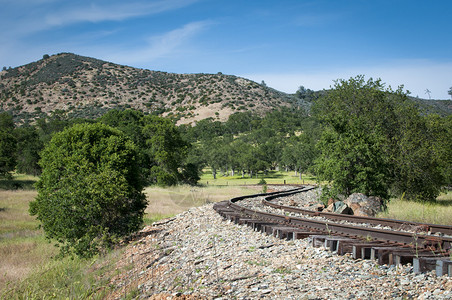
{"left": 1, "top": 251, "right": 124, "bottom": 299}
{"left": 377, "top": 191, "right": 452, "bottom": 225}
{"left": 246, "top": 260, "right": 269, "bottom": 266}
{"left": 272, "top": 267, "right": 292, "bottom": 274}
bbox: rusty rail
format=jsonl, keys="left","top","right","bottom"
{"left": 213, "top": 186, "right": 452, "bottom": 276}
{"left": 263, "top": 190, "right": 452, "bottom": 236}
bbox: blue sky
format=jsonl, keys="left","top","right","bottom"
{"left": 1, "top": 0, "right": 451, "bottom": 99}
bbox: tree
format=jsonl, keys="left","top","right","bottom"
{"left": 313, "top": 76, "right": 400, "bottom": 201}
{"left": 98, "top": 109, "right": 145, "bottom": 148}
{"left": 390, "top": 107, "right": 447, "bottom": 201}
{"left": 314, "top": 75, "right": 447, "bottom": 203}
{"left": 0, "top": 113, "right": 17, "bottom": 178}
{"left": 29, "top": 123, "right": 146, "bottom": 257}
{"left": 448, "top": 86, "right": 452, "bottom": 100}
{"left": 14, "top": 126, "right": 43, "bottom": 176}
{"left": 142, "top": 115, "right": 192, "bottom": 185}
{"left": 295, "top": 85, "right": 315, "bottom": 101}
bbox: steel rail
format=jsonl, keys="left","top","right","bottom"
{"left": 263, "top": 189, "right": 452, "bottom": 236}
{"left": 225, "top": 188, "right": 452, "bottom": 252}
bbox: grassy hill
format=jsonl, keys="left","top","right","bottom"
{"left": 0, "top": 53, "right": 301, "bottom": 124}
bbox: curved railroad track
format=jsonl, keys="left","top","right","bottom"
{"left": 213, "top": 186, "right": 452, "bottom": 277}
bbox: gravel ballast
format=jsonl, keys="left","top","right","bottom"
{"left": 107, "top": 198, "right": 451, "bottom": 299}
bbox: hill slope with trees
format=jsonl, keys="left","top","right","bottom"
{"left": 2, "top": 53, "right": 450, "bottom": 125}
{"left": 0, "top": 53, "right": 303, "bottom": 124}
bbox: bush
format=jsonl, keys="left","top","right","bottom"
{"left": 29, "top": 123, "right": 147, "bottom": 257}
{"left": 258, "top": 178, "right": 267, "bottom": 185}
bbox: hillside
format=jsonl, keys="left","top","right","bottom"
{"left": 1, "top": 53, "right": 450, "bottom": 125}
{"left": 0, "top": 53, "right": 300, "bottom": 124}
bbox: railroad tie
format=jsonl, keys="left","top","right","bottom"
{"left": 413, "top": 257, "right": 452, "bottom": 276}
{"left": 311, "top": 235, "right": 329, "bottom": 248}
{"left": 370, "top": 246, "right": 414, "bottom": 265}
{"left": 392, "top": 250, "right": 445, "bottom": 267}
{"left": 352, "top": 242, "right": 389, "bottom": 259}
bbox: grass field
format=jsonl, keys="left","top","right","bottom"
{"left": 0, "top": 176, "right": 259, "bottom": 297}
{"left": 1, "top": 172, "right": 451, "bottom": 297}
{"left": 0, "top": 189, "right": 58, "bottom": 292}
{"left": 144, "top": 184, "right": 258, "bottom": 224}
{"left": 377, "top": 191, "right": 452, "bottom": 225}
{"left": 199, "top": 169, "right": 317, "bottom": 186}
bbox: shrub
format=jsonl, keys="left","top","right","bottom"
{"left": 258, "top": 178, "right": 267, "bottom": 185}
{"left": 29, "top": 123, "right": 147, "bottom": 257}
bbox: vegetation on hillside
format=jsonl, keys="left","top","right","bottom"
{"left": 0, "top": 53, "right": 301, "bottom": 124}
{"left": 1, "top": 53, "right": 449, "bottom": 125}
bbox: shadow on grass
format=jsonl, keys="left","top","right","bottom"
{"left": 0, "top": 180, "right": 36, "bottom": 190}
{"left": 435, "top": 199, "right": 452, "bottom": 206}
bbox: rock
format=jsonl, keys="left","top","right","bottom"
{"left": 327, "top": 198, "right": 336, "bottom": 206}
{"left": 310, "top": 203, "right": 325, "bottom": 211}
{"left": 105, "top": 186, "right": 449, "bottom": 300}
{"left": 326, "top": 201, "right": 353, "bottom": 214}
{"left": 344, "top": 193, "right": 382, "bottom": 217}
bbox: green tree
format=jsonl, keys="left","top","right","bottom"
{"left": 29, "top": 123, "right": 146, "bottom": 257}
{"left": 314, "top": 75, "right": 448, "bottom": 203}
{"left": 98, "top": 109, "right": 150, "bottom": 181}
{"left": 0, "top": 113, "right": 17, "bottom": 178}
{"left": 14, "top": 126, "right": 43, "bottom": 175}
{"left": 448, "top": 86, "right": 452, "bottom": 100}
{"left": 313, "top": 76, "right": 400, "bottom": 201}
{"left": 142, "top": 115, "right": 192, "bottom": 185}
{"left": 282, "top": 134, "right": 318, "bottom": 178}
{"left": 390, "top": 107, "right": 447, "bottom": 201}
{"left": 98, "top": 109, "right": 145, "bottom": 148}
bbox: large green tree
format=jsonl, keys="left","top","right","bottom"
{"left": 314, "top": 75, "right": 448, "bottom": 202}
{"left": 29, "top": 123, "right": 146, "bottom": 257}
{"left": 313, "top": 76, "right": 396, "bottom": 200}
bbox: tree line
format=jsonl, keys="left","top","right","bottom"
{"left": 0, "top": 109, "right": 199, "bottom": 186}
{"left": 1, "top": 76, "right": 451, "bottom": 203}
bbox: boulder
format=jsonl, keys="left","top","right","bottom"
{"left": 327, "top": 198, "right": 336, "bottom": 206}
{"left": 344, "top": 193, "right": 383, "bottom": 217}
{"left": 325, "top": 201, "right": 353, "bottom": 214}
{"left": 310, "top": 203, "right": 325, "bottom": 211}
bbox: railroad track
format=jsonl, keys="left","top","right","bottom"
{"left": 213, "top": 186, "right": 452, "bottom": 277}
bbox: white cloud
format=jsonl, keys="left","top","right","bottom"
{"left": 0, "top": 0, "right": 199, "bottom": 39}
{"left": 241, "top": 60, "right": 452, "bottom": 100}
{"left": 105, "top": 21, "right": 211, "bottom": 65}
{"left": 45, "top": 0, "right": 198, "bottom": 26}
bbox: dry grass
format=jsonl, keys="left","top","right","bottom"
{"left": 377, "top": 191, "right": 452, "bottom": 225}
{"left": 1, "top": 184, "right": 258, "bottom": 292}
{"left": 199, "top": 169, "right": 317, "bottom": 186}
{"left": 0, "top": 190, "right": 58, "bottom": 291}
{"left": 144, "top": 185, "right": 257, "bottom": 223}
